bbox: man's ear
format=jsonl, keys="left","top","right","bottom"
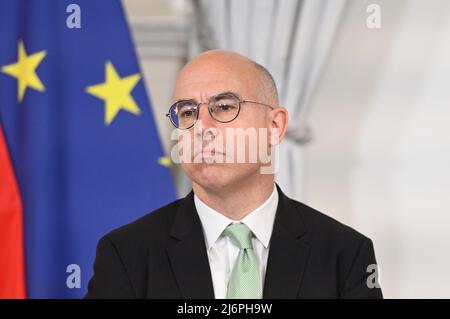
{"left": 269, "top": 107, "right": 288, "bottom": 146}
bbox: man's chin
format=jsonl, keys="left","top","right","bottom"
{"left": 188, "top": 166, "right": 229, "bottom": 188}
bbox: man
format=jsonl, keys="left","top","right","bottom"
{"left": 85, "top": 50, "right": 382, "bottom": 299}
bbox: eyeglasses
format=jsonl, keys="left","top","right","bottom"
{"left": 166, "top": 92, "right": 275, "bottom": 129}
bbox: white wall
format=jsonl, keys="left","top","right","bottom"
{"left": 124, "top": 0, "right": 450, "bottom": 298}
{"left": 303, "top": 0, "right": 450, "bottom": 298}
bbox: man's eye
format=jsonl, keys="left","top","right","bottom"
{"left": 180, "top": 109, "right": 195, "bottom": 117}
{"left": 216, "top": 103, "right": 234, "bottom": 111}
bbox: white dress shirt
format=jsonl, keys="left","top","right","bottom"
{"left": 194, "top": 185, "right": 279, "bottom": 299}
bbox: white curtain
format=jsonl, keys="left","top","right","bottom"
{"left": 184, "top": 0, "right": 346, "bottom": 199}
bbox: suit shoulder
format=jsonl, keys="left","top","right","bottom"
{"left": 102, "top": 198, "right": 183, "bottom": 246}
{"left": 290, "top": 198, "right": 370, "bottom": 246}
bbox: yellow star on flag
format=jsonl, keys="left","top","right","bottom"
{"left": 86, "top": 61, "right": 142, "bottom": 125}
{"left": 1, "top": 40, "right": 47, "bottom": 102}
{"left": 158, "top": 156, "right": 172, "bottom": 168}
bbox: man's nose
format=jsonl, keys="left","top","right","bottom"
{"left": 195, "top": 103, "right": 216, "bottom": 131}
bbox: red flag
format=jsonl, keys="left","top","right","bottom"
{"left": 0, "top": 125, "right": 26, "bottom": 298}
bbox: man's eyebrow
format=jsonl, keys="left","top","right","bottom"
{"left": 214, "top": 91, "right": 241, "bottom": 99}
{"left": 173, "top": 97, "right": 197, "bottom": 103}
{"left": 174, "top": 91, "right": 242, "bottom": 103}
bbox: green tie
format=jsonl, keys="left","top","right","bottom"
{"left": 223, "top": 223, "right": 261, "bottom": 299}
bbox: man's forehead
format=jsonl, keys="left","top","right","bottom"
{"left": 173, "top": 50, "right": 275, "bottom": 103}
{"left": 174, "top": 67, "right": 257, "bottom": 100}
{"left": 183, "top": 50, "right": 255, "bottom": 69}
{"left": 177, "top": 51, "right": 258, "bottom": 82}
{"left": 175, "top": 75, "right": 247, "bottom": 92}
{"left": 179, "top": 62, "right": 255, "bottom": 82}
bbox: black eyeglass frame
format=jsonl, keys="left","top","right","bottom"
{"left": 165, "top": 92, "right": 275, "bottom": 129}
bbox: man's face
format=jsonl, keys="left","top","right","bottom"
{"left": 172, "top": 53, "right": 275, "bottom": 192}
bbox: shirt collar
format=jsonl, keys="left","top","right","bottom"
{"left": 194, "top": 184, "right": 278, "bottom": 249}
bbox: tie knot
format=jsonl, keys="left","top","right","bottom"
{"left": 222, "top": 223, "right": 253, "bottom": 250}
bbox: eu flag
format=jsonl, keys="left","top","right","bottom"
{"left": 0, "top": 0, "right": 176, "bottom": 298}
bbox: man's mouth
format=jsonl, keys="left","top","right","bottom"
{"left": 194, "top": 148, "right": 224, "bottom": 160}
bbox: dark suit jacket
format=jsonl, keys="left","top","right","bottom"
{"left": 85, "top": 185, "right": 382, "bottom": 299}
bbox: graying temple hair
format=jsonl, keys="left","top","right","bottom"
{"left": 252, "top": 62, "right": 279, "bottom": 105}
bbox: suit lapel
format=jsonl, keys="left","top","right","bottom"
{"left": 167, "top": 192, "right": 215, "bottom": 299}
{"left": 165, "top": 186, "right": 310, "bottom": 299}
{"left": 263, "top": 186, "right": 311, "bottom": 298}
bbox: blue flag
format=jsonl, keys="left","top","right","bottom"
{"left": 0, "top": 0, "right": 176, "bottom": 298}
